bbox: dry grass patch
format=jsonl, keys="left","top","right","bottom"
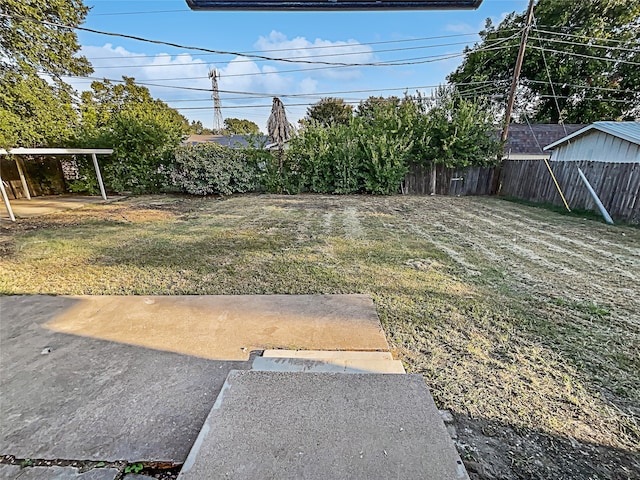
{"left": 1, "top": 193, "right": 638, "bottom": 479}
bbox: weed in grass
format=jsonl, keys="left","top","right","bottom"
{"left": 124, "top": 463, "right": 144, "bottom": 474}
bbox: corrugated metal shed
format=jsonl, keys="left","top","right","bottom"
{"left": 543, "top": 121, "right": 640, "bottom": 163}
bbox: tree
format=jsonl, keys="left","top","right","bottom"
{"left": 267, "top": 97, "right": 292, "bottom": 174}
{"left": 223, "top": 118, "right": 260, "bottom": 135}
{"left": 355, "top": 96, "right": 402, "bottom": 121}
{"left": 0, "top": 72, "right": 78, "bottom": 147}
{"left": 305, "top": 97, "right": 353, "bottom": 127}
{"left": 0, "top": 0, "right": 93, "bottom": 147}
{"left": 187, "top": 120, "right": 213, "bottom": 135}
{"left": 448, "top": 0, "right": 640, "bottom": 123}
{"left": 417, "top": 86, "right": 502, "bottom": 194}
{"left": 1, "top": 0, "right": 92, "bottom": 78}
{"left": 76, "top": 77, "right": 188, "bottom": 193}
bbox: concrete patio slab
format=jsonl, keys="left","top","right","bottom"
{"left": 0, "top": 466, "right": 119, "bottom": 480}
{"left": 0, "top": 295, "right": 251, "bottom": 463}
{"left": 262, "top": 349, "right": 394, "bottom": 360}
{"left": 1, "top": 196, "right": 123, "bottom": 220}
{"left": 178, "top": 371, "right": 469, "bottom": 480}
{"left": 251, "top": 356, "right": 406, "bottom": 374}
{"left": 0, "top": 465, "right": 21, "bottom": 479}
{"left": 44, "top": 294, "right": 389, "bottom": 361}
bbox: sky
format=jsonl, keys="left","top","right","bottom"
{"left": 71, "top": 0, "right": 530, "bottom": 132}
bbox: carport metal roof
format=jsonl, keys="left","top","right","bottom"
{"left": 0, "top": 148, "right": 113, "bottom": 222}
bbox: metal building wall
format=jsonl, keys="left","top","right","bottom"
{"left": 551, "top": 130, "right": 640, "bottom": 163}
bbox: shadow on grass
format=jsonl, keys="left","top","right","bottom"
{"left": 499, "top": 196, "right": 639, "bottom": 228}
{"left": 448, "top": 411, "right": 640, "bottom": 480}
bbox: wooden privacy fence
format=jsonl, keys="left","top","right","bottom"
{"left": 403, "top": 163, "right": 496, "bottom": 196}
{"left": 499, "top": 160, "right": 640, "bottom": 223}
{"left": 0, "top": 156, "right": 67, "bottom": 199}
{"left": 404, "top": 159, "right": 639, "bottom": 223}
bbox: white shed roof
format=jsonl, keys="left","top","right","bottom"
{"left": 0, "top": 148, "right": 113, "bottom": 155}
{"left": 543, "top": 121, "right": 640, "bottom": 150}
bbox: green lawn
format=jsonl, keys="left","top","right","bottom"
{"left": 1, "top": 193, "right": 638, "bottom": 479}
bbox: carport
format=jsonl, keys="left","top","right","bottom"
{"left": 0, "top": 148, "right": 113, "bottom": 221}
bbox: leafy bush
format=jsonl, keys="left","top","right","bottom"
{"left": 170, "top": 143, "right": 259, "bottom": 195}
{"left": 286, "top": 101, "right": 414, "bottom": 195}
{"left": 290, "top": 123, "right": 359, "bottom": 194}
{"left": 72, "top": 77, "right": 186, "bottom": 194}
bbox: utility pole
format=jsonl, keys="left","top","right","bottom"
{"left": 492, "top": 0, "right": 535, "bottom": 195}
{"left": 501, "top": 0, "right": 536, "bottom": 143}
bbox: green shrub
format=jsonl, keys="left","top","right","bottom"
{"left": 170, "top": 143, "right": 259, "bottom": 195}
{"left": 288, "top": 114, "right": 412, "bottom": 195}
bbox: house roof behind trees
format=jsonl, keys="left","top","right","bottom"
{"left": 504, "top": 124, "right": 586, "bottom": 156}
{"left": 183, "top": 134, "right": 267, "bottom": 148}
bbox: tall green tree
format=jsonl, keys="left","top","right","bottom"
{"left": 305, "top": 97, "right": 353, "bottom": 127}
{"left": 223, "top": 118, "right": 260, "bottom": 135}
{"left": 448, "top": 0, "right": 640, "bottom": 123}
{"left": 416, "top": 87, "right": 502, "bottom": 194}
{"left": 0, "top": 0, "right": 93, "bottom": 147}
{"left": 76, "top": 77, "right": 187, "bottom": 193}
{"left": 187, "top": 120, "right": 213, "bottom": 135}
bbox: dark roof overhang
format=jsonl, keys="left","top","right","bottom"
{"left": 186, "top": 0, "right": 482, "bottom": 10}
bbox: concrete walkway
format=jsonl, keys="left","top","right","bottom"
{"left": 0, "top": 294, "right": 467, "bottom": 479}
{"left": 1, "top": 195, "right": 123, "bottom": 221}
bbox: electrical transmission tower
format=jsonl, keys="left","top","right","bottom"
{"left": 209, "top": 68, "right": 223, "bottom": 133}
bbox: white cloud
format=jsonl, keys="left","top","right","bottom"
{"left": 255, "top": 30, "right": 374, "bottom": 80}
{"left": 71, "top": 44, "right": 211, "bottom": 98}
{"left": 444, "top": 23, "right": 479, "bottom": 34}
{"left": 445, "top": 11, "right": 511, "bottom": 37}
{"left": 298, "top": 77, "right": 318, "bottom": 94}
{"left": 71, "top": 31, "right": 376, "bottom": 129}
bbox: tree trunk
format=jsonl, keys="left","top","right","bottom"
{"left": 430, "top": 162, "right": 437, "bottom": 195}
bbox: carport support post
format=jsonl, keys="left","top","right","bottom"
{"left": 15, "top": 157, "right": 31, "bottom": 200}
{"left": 91, "top": 153, "right": 108, "bottom": 200}
{"left": 0, "top": 175, "right": 16, "bottom": 221}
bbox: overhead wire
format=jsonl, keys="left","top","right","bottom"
{"left": 85, "top": 31, "right": 504, "bottom": 60}
{"left": 85, "top": 44, "right": 514, "bottom": 69}
{"left": 532, "top": 14, "right": 567, "bottom": 135}
{"left": 533, "top": 27, "right": 640, "bottom": 46}
{"left": 524, "top": 79, "right": 638, "bottom": 96}
{"left": 528, "top": 35, "right": 640, "bottom": 54}
{"left": 0, "top": 12, "right": 511, "bottom": 67}
{"left": 87, "top": 38, "right": 510, "bottom": 68}
{"left": 62, "top": 77, "right": 499, "bottom": 100}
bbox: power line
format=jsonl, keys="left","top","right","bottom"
{"left": 537, "top": 95, "right": 631, "bottom": 104}
{"left": 533, "top": 27, "right": 640, "bottom": 46}
{"left": 524, "top": 79, "right": 638, "bottom": 96}
{"left": 69, "top": 80, "right": 495, "bottom": 103}
{"left": 532, "top": 14, "right": 567, "bottom": 135}
{"left": 65, "top": 75, "right": 499, "bottom": 100}
{"left": 88, "top": 38, "right": 496, "bottom": 68}
{"left": 87, "top": 45, "right": 511, "bottom": 69}
{"left": 62, "top": 45, "right": 514, "bottom": 93}
{"left": 171, "top": 94, "right": 636, "bottom": 111}
{"left": 0, "top": 12, "right": 508, "bottom": 67}
{"left": 85, "top": 31, "right": 502, "bottom": 60}
{"left": 529, "top": 35, "right": 640, "bottom": 54}
{"left": 527, "top": 45, "right": 640, "bottom": 66}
